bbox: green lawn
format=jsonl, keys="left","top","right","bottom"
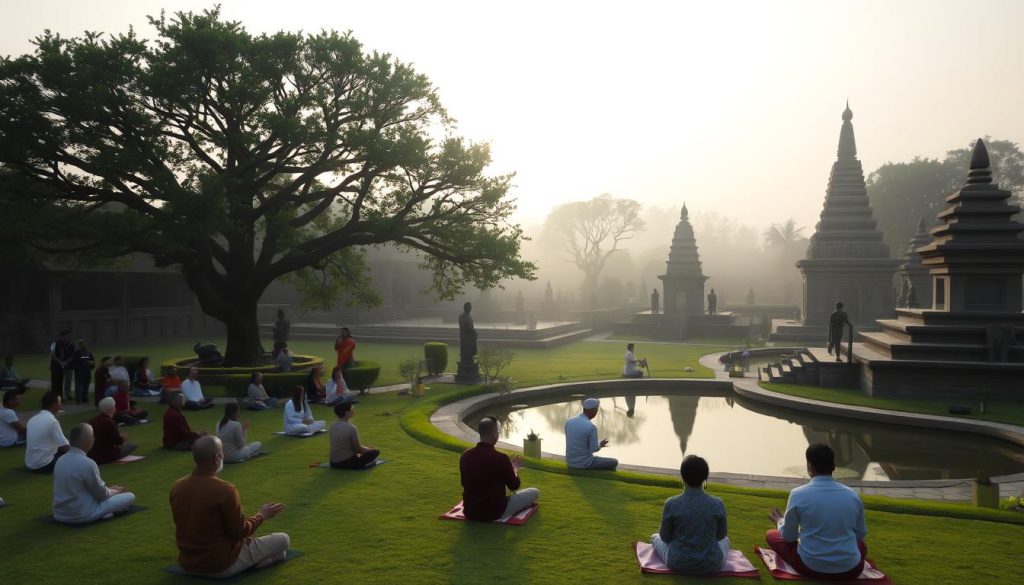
{"left": 760, "top": 382, "right": 1024, "bottom": 427}
{"left": 1, "top": 384, "right": 1021, "bottom": 585}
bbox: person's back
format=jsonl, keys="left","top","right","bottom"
{"left": 87, "top": 413, "right": 123, "bottom": 464}
{"left": 659, "top": 490, "right": 727, "bottom": 573}
{"left": 217, "top": 420, "right": 245, "bottom": 460}
{"left": 328, "top": 418, "right": 358, "bottom": 463}
{"left": 564, "top": 413, "right": 601, "bottom": 468}
{"left": 783, "top": 477, "right": 864, "bottom": 572}
{"left": 460, "top": 441, "right": 519, "bottom": 520}
{"left": 170, "top": 472, "right": 249, "bottom": 572}
{"left": 53, "top": 447, "right": 106, "bottom": 522}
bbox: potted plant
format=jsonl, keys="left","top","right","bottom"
{"left": 523, "top": 429, "right": 542, "bottom": 459}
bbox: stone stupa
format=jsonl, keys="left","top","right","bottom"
{"left": 897, "top": 218, "right": 932, "bottom": 308}
{"left": 658, "top": 204, "right": 708, "bottom": 315}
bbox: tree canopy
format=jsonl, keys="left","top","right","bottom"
{"left": 0, "top": 8, "right": 535, "bottom": 364}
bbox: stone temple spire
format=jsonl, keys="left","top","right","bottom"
{"left": 837, "top": 100, "right": 857, "bottom": 161}
{"left": 658, "top": 202, "right": 707, "bottom": 314}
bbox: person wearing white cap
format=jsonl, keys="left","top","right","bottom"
{"left": 564, "top": 397, "right": 618, "bottom": 470}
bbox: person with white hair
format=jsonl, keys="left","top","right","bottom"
{"left": 564, "top": 397, "right": 618, "bottom": 470}
{"left": 53, "top": 422, "right": 136, "bottom": 524}
{"left": 87, "top": 397, "right": 139, "bottom": 464}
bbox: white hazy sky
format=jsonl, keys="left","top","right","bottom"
{"left": 3, "top": 0, "right": 1023, "bottom": 233}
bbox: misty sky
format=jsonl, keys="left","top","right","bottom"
{"left": 3, "top": 0, "right": 1023, "bottom": 235}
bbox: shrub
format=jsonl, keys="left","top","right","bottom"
{"left": 160, "top": 354, "right": 324, "bottom": 383}
{"left": 219, "top": 371, "right": 310, "bottom": 399}
{"left": 423, "top": 342, "right": 448, "bottom": 375}
{"left": 398, "top": 358, "right": 421, "bottom": 384}
{"left": 343, "top": 360, "right": 381, "bottom": 392}
{"left": 478, "top": 348, "right": 514, "bottom": 385}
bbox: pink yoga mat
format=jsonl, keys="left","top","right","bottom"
{"left": 754, "top": 546, "right": 891, "bottom": 583}
{"left": 633, "top": 542, "right": 759, "bottom": 577}
{"left": 113, "top": 455, "right": 145, "bottom": 464}
{"left": 439, "top": 501, "right": 538, "bottom": 525}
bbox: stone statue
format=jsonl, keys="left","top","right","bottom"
{"left": 826, "top": 302, "right": 852, "bottom": 362}
{"left": 650, "top": 288, "right": 660, "bottom": 315}
{"left": 193, "top": 342, "right": 223, "bottom": 366}
{"left": 905, "top": 282, "right": 918, "bottom": 309}
{"left": 707, "top": 288, "right": 718, "bottom": 315}
{"left": 897, "top": 280, "right": 909, "bottom": 308}
{"left": 455, "top": 302, "right": 481, "bottom": 383}
{"left": 747, "top": 287, "right": 756, "bottom": 305}
{"left": 985, "top": 324, "right": 1017, "bottom": 362}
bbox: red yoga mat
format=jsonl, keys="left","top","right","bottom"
{"left": 439, "top": 501, "right": 538, "bottom": 525}
{"left": 755, "top": 546, "right": 891, "bottom": 583}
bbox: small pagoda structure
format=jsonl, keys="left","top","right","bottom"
{"left": 795, "top": 103, "right": 900, "bottom": 330}
{"left": 897, "top": 218, "right": 932, "bottom": 308}
{"left": 854, "top": 139, "right": 1024, "bottom": 397}
{"left": 658, "top": 204, "right": 707, "bottom": 315}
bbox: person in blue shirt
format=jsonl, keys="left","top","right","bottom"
{"left": 564, "top": 398, "right": 617, "bottom": 470}
{"left": 765, "top": 444, "right": 868, "bottom": 580}
{"left": 651, "top": 455, "right": 729, "bottom": 574}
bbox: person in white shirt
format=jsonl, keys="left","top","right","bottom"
{"left": 564, "top": 397, "right": 618, "bottom": 470}
{"left": 108, "top": 355, "right": 131, "bottom": 386}
{"left": 623, "top": 343, "right": 647, "bottom": 378}
{"left": 324, "top": 366, "right": 353, "bottom": 405}
{"left": 1, "top": 389, "right": 28, "bottom": 447}
{"left": 217, "top": 403, "right": 262, "bottom": 463}
{"left": 181, "top": 367, "right": 214, "bottom": 410}
{"left": 52, "top": 422, "right": 135, "bottom": 524}
{"left": 283, "top": 386, "right": 325, "bottom": 435}
{"left": 25, "top": 391, "right": 71, "bottom": 472}
{"left": 765, "top": 444, "right": 869, "bottom": 580}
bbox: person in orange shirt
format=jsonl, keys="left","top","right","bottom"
{"left": 334, "top": 327, "right": 356, "bottom": 370}
{"left": 160, "top": 367, "right": 183, "bottom": 405}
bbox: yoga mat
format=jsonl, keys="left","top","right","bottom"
{"left": 37, "top": 504, "right": 146, "bottom": 528}
{"left": 226, "top": 452, "right": 270, "bottom": 463}
{"left": 633, "top": 542, "right": 759, "bottom": 577}
{"left": 310, "top": 459, "right": 388, "bottom": 469}
{"left": 754, "top": 546, "right": 891, "bottom": 583}
{"left": 439, "top": 501, "right": 538, "bottom": 525}
{"left": 114, "top": 455, "right": 146, "bottom": 464}
{"left": 163, "top": 549, "right": 303, "bottom": 582}
{"left": 271, "top": 429, "right": 326, "bottom": 438}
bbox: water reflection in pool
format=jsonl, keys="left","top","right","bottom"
{"left": 480, "top": 393, "right": 1024, "bottom": 481}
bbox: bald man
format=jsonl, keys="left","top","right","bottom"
{"left": 52, "top": 423, "right": 136, "bottom": 524}
{"left": 169, "top": 436, "right": 290, "bottom": 577}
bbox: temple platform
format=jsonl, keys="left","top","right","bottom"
{"left": 612, "top": 311, "right": 755, "bottom": 340}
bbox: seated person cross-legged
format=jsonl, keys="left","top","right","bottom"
{"left": 181, "top": 367, "right": 214, "bottom": 410}
{"left": 170, "top": 436, "right": 290, "bottom": 578}
{"left": 87, "top": 398, "right": 138, "bottom": 464}
{"left": 0, "top": 389, "right": 28, "bottom": 447}
{"left": 329, "top": 401, "right": 379, "bottom": 469}
{"left": 459, "top": 416, "right": 538, "bottom": 521}
{"left": 246, "top": 372, "right": 278, "bottom": 411}
{"left": 163, "top": 394, "right": 206, "bottom": 450}
{"left": 283, "top": 386, "right": 326, "bottom": 435}
{"left": 53, "top": 423, "right": 136, "bottom": 524}
{"left": 112, "top": 381, "right": 148, "bottom": 425}
{"left": 304, "top": 366, "right": 327, "bottom": 405}
{"left": 651, "top": 455, "right": 730, "bottom": 574}
{"left": 25, "top": 391, "right": 71, "bottom": 473}
{"left": 217, "top": 403, "right": 262, "bottom": 463}
{"left": 324, "top": 366, "right": 353, "bottom": 406}
{"left": 623, "top": 343, "right": 647, "bottom": 379}
{"left": 160, "top": 367, "right": 183, "bottom": 405}
{"left": 564, "top": 398, "right": 618, "bottom": 470}
{"left": 132, "top": 356, "right": 163, "bottom": 397}
{"left": 765, "top": 444, "right": 869, "bottom": 581}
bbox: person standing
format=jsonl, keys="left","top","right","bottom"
{"left": 169, "top": 436, "right": 290, "bottom": 577}
{"left": 651, "top": 455, "right": 730, "bottom": 574}
{"left": 52, "top": 423, "right": 136, "bottom": 524}
{"left": 707, "top": 289, "right": 718, "bottom": 315}
{"left": 827, "top": 303, "right": 852, "bottom": 363}
{"left": 334, "top": 327, "right": 356, "bottom": 370}
{"left": 328, "top": 401, "right": 379, "bottom": 469}
{"left": 50, "top": 330, "right": 75, "bottom": 400}
{"left": 564, "top": 397, "right": 618, "bottom": 470}
{"left": 765, "top": 444, "right": 869, "bottom": 580}
{"left": 459, "top": 416, "right": 538, "bottom": 521}
{"left": 650, "top": 288, "right": 660, "bottom": 315}
{"left": 25, "top": 391, "right": 71, "bottom": 472}
{"left": 71, "top": 340, "right": 95, "bottom": 405}
{"left": 272, "top": 309, "right": 290, "bottom": 354}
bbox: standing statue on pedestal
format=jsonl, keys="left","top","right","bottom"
{"left": 707, "top": 289, "right": 718, "bottom": 315}
{"left": 455, "top": 302, "right": 482, "bottom": 383}
{"left": 650, "top": 288, "right": 660, "bottom": 315}
{"left": 826, "top": 302, "right": 852, "bottom": 362}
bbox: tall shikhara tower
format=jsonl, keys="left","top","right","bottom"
{"left": 658, "top": 204, "right": 707, "bottom": 315}
{"left": 797, "top": 103, "right": 900, "bottom": 328}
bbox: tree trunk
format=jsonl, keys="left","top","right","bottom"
{"left": 221, "top": 297, "right": 265, "bottom": 367}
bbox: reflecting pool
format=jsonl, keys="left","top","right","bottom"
{"left": 479, "top": 392, "right": 1024, "bottom": 481}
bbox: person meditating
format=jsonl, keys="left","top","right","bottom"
{"left": 88, "top": 397, "right": 138, "bottom": 464}
{"left": 564, "top": 397, "right": 618, "bottom": 470}
{"left": 246, "top": 372, "right": 278, "bottom": 410}
{"left": 0, "top": 389, "right": 27, "bottom": 447}
{"left": 163, "top": 394, "right": 206, "bottom": 450}
{"left": 132, "top": 356, "right": 163, "bottom": 397}
{"left": 217, "top": 403, "right": 262, "bottom": 463}
{"left": 283, "top": 386, "right": 325, "bottom": 435}
{"left": 160, "top": 366, "right": 183, "bottom": 405}
{"left": 25, "top": 391, "right": 70, "bottom": 473}
{"left": 765, "top": 444, "right": 868, "bottom": 580}
{"left": 170, "top": 436, "right": 290, "bottom": 578}
{"left": 304, "top": 365, "right": 327, "bottom": 404}
{"left": 112, "top": 381, "right": 148, "bottom": 425}
{"left": 651, "top": 455, "right": 729, "bottom": 574}
{"left": 181, "top": 367, "right": 215, "bottom": 410}
{"left": 459, "top": 416, "right": 538, "bottom": 521}
{"left": 53, "top": 423, "right": 136, "bottom": 524}
{"left": 328, "top": 401, "right": 379, "bottom": 469}
{"left": 325, "top": 366, "right": 353, "bottom": 405}
{"left": 623, "top": 343, "right": 647, "bottom": 379}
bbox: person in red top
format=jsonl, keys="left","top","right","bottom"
{"left": 163, "top": 394, "right": 205, "bottom": 450}
{"left": 160, "top": 367, "right": 183, "bottom": 405}
{"left": 334, "top": 327, "right": 356, "bottom": 370}
{"left": 111, "top": 381, "right": 148, "bottom": 425}
{"left": 169, "top": 435, "right": 290, "bottom": 577}
{"left": 87, "top": 397, "right": 138, "bottom": 464}
{"left": 459, "top": 416, "right": 539, "bottom": 521}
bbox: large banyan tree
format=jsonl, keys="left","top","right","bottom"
{"left": 0, "top": 9, "right": 534, "bottom": 365}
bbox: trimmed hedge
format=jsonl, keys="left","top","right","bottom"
{"left": 219, "top": 371, "right": 311, "bottom": 399}
{"left": 343, "top": 360, "right": 381, "bottom": 391}
{"left": 423, "top": 342, "right": 448, "bottom": 375}
{"left": 159, "top": 354, "right": 324, "bottom": 384}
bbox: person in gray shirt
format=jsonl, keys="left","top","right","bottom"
{"left": 328, "top": 401, "right": 379, "bottom": 469}
{"left": 651, "top": 455, "right": 729, "bottom": 574}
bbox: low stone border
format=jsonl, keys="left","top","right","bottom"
{"left": 430, "top": 376, "right": 1024, "bottom": 502}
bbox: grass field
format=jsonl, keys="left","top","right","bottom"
{"left": 760, "top": 381, "right": 1024, "bottom": 427}
{"left": 1, "top": 383, "right": 1022, "bottom": 585}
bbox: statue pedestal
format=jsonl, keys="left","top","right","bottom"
{"left": 454, "top": 359, "right": 481, "bottom": 384}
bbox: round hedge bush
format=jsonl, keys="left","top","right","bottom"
{"left": 343, "top": 360, "right": 381, "bottom": 392}
{"left": 160, "top": 354, "right": 324, "bottom": 386}
{"left": 423, "top": 342, "right": 448, "bottom": 376}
